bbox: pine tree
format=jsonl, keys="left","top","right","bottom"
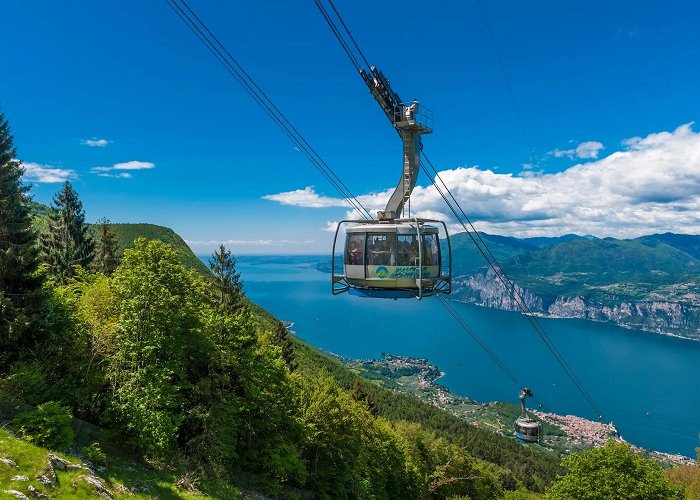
{"left": 271, "top": 321, "right": 298, "bottom": 372}
{"left": 42, "top": 180, "right": 94, "bottom": 283}
{"left": 0, "top": 112, "right": 42, "bottom": 347}
{"left": 208, "top": 243, "right": 244, "bottom": 311}
{"left": 351, "top": 379, "right": 378, "bottom": 416}
{"left": 92, "top": 217, "right": 118, "bottom": 276}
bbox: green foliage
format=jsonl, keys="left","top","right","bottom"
{"left": 0, "top": 111, "right": 42, "bottom": 359}
{"left": 92, "top": 217, "right": 119, "bottom": 276}
{"left": 107, "top": 238, "right": 206, "bottom": 456}
{"left": 82, "top": 441, "right": 108, "bottom": 466}
{"left": 666, "top": 463, "right": 700, "bottom": 500}
{"left": 545, "top": 441, "right": 684, "bottom": 500}
{"left": 42, "top": 180, "right": 94, "bottom": 283}
{"left": 351, "top": 379, "right": 378, "bottom": 416}
{"left": 12, "top": 401, "right": 74, "bottom": 451}
{"left": 504, "top": 490, "right": 544, "bottom": 500}
{"left": 209, "top": 243, "right": 244, "bottom": 311}
{"left": 268, "top": 321, "right": 298, "bottom": 372}
{"left": 293, "top": 338, "right": 561, "bottom": 493}
{"left": 391, "top": 420, "right": 502, "bottom": 498}
{"left": 107, "top": 223, "right": 210, "bottom": 275}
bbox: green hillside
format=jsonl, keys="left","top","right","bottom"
{"left": 637, "top": 233, "right": 700, "bottom": 260}
{"left": 450, "top": 232, "right": 700, "bottom": 339}
{"left": 450, "top": 231, "right": 535, "bottom": 276}
{"left": 500, "top": 238, "right": 700, "bottom": 303}
{"left": 108, "top": 223, "right": 209, "bottom": 275}
{"left": 27, "top": 200, "right": 209, "bottom": 276}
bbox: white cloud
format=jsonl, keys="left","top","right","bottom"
{"left": 262, "top": 186, "right": 347, "bottom": 208}
{"left": 112, "top": 161, "right": 155, "bottom": 170}
{"left": 81, "top": 138, "right": 109, "bottom": 147}
{"left": 91, "top": 160, "right": 155, "bottom": 178}
{"left": 269, "top": 123, "right": 700, "bottom": 239}
{"left": 550, "top": 140, "right": 605, "bottom": 159}
{"left": 97, "top": 172, "right": 132, "bottom": 179}
{"left": 21, "top": 162, "right": 76, "bottom": 183}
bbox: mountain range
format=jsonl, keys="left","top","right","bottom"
{"left": 450, "top": 232, "right": 700, "bottom": 340}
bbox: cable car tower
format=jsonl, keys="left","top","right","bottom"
{"left": 331, "top": 67, "right": 452, "bottom": 299}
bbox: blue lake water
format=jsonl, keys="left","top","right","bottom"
{"left": 205, "top": 254, "right": 700, "bottom": 457}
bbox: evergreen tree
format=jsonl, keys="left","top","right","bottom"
{"left": 92, "top": 217, "right": 118, "bottom": 276}
{"left": 271, "top": 321, "right": 298, "bottom": 372}
{"left": 0, "top": 112, "right": 42, "bottom": 349}
{"left": 42, "top": 180, "right": 94, "bottom": 283}
{"left": 208, "top": 243, "right": 244, "bottom": 311}
{"left": 351, "top": 378, "right": 378, "bottom": 416}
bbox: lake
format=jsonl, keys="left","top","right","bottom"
{"left": 204, "top": 254, "right": 700, "bottom": 458}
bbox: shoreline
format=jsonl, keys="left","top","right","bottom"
{"left": 449, "top": 297, "right": 700, "bottom": 344}
{"left": 337, "top": 351, "right": 695, "bottom": 466}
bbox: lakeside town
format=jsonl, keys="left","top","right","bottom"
{"left": 337, "top": 352, "right": 694, "bottom": 466}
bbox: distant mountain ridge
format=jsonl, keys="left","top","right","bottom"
{"left": 451, "top": 231, "right": 700, "bottom": 340}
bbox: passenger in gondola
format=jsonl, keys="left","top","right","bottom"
{"left": 348, "top": 239, "right": 363, "bottom": 265}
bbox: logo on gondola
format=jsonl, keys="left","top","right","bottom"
{"left": 376, "top": 266, "right": 389, "bottom": 278}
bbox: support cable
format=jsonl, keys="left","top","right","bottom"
{"left": 473, "top": 0, "right": 562, "bottom": 236}
{"left": 165, "top": 0, "right": 373, "bottom": 220}
{"left": 421, "top": 153, "right": 604, "bottom": 420}
{"left": 313, "top": 0, "right": 363, "bottom": 73}
{"left": 324, "top": 0, "right": 372, "bottom": 70}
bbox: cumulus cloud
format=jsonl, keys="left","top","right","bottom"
{"left": 266, "top": 123, "right": 700, "bottom": 239}
{"left": 112, "top": 161, "right": 155, "bottom": 170}
{"left": 91, "top": 160, "right": 154, "bottom": 178}
{"left": 81, "top": 138, "right": 109, "bottom": 147}
{"left": 550, "top": 140, "right": 605, "bottom": 159}
{"left": 262, "top": 186, "right": 348, "bottom": 208}
{"left": 96, "top": 172, "right": 132, "bottom": 179}
{"left": 21, "top": 162, "right": 76, "bottom": 183}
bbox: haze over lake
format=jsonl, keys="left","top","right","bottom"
{"left": 206, "top": 254, "right": 700, "bottom": 458}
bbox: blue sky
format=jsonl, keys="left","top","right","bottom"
{"left": 2, "top": 0, "right": 700, "bottom": 254}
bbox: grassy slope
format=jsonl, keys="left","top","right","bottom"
{"left": 0, "top": 428, "right": 243, "bottom": 499}
{"left": 107, "top": 223, "right": 209, "bottom": 276}
{"left": 27, "top": 200, "right": 209, "bottom": 277}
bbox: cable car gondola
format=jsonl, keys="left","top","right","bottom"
{"left": 330, "top": 66, "right": 452, "bottom": 299}
{"left": 332, "top": 217, "right": 451, "bottom": 299}
{"left": 515, "top": 388, "right": 541, "bottom": 443}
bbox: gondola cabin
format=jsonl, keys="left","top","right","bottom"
{"left": 331, "top": 219, "right": 451, "bottom": 299}
{"left": 515, "top": 417, "right": 541, "bottom": 443}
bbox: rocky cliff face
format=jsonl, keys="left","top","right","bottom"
{"left": 453, "top": 269, "right": 544, "bottom": 313}
{"left": 547, "top": 297, "right": 700, "bottom": 340}
{"left": 453, "top": 270, "right": 700, "bottom": 341}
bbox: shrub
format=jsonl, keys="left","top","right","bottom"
{"left": 545, "top": 441, "right": 684, "bottom": 500}
{"left": 83, "top": 442, "right": 107, "bottom": 466}
{"left": 12, "top": 401, "right": 74, "bottom": 451}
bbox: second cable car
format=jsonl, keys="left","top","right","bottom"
{"left": 515, "top": 388, "right": 542, "bottom": 443}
